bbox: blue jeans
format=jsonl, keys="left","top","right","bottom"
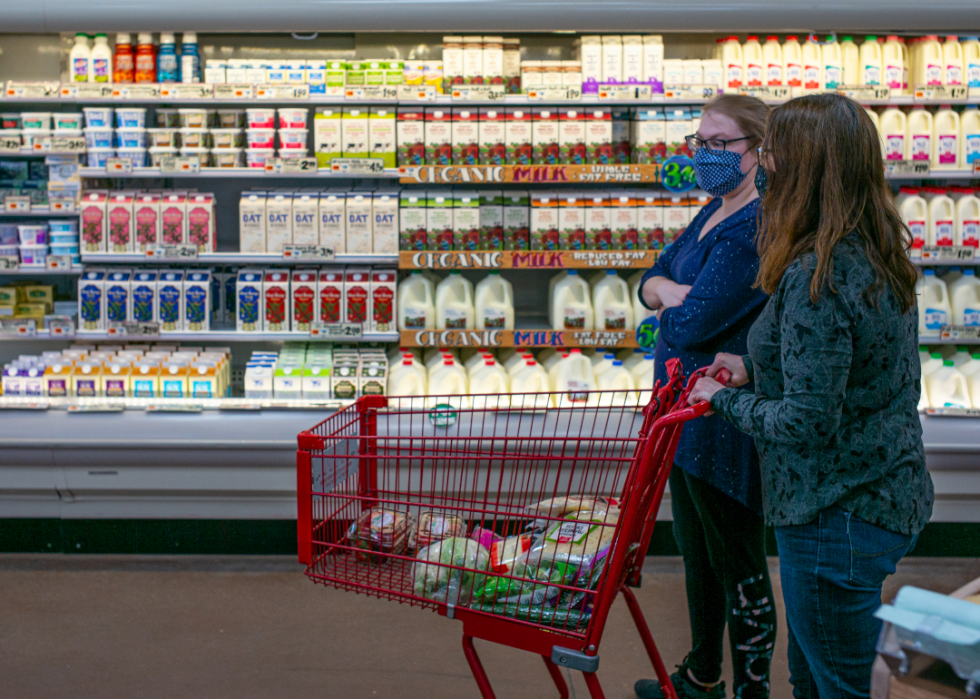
{"left": 775, "top": 507, "right": 916, "bottom": 699}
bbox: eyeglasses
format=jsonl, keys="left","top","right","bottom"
{"left": 685, "top": 134, "right": 752, "bottom": 154}
{"left": 757, "top": 146, "right": 774, "bottom": 165}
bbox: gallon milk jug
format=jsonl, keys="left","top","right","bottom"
{"left": 802, "top": 37, "right": 823, "bottom": 91}
{"left": 919, "top": 350, "right": 943, "bottom": 410}
{"left": 899, "top": 37, "right": 910, "bottom": 89}
{"left": 907, "top": 106, "right": 933, "bottom": 162}
{"left": 592, "top": 270, "right": 634, "bottom": 331}
{"left": 424, "top": 346, "right": 455, "bottom": 369}
{"left": 933, "top": 106, "right": 960, "bottom": 170}
{"left": 465, "top": 351, "right": 496, "bottom": 373}
{"left": 436, "top": 271, "right": 475, "bottom": 329}
{"left": 950, "top": 268, "right": 980, "bottom": 326}
{"left": 621, "top": 348, "right": 645, "bottom": 371}
{"left": 388, "top": 357, "right": 428, "bottom": 397}
{"left": 552, "top": 270, "right": 594, "bottom": 330}
{"left": 926, "top": 360, "right": 972, "bottom": 408}
{"left": 897, "top": 188, "right": 928, "bottom": 248}
{"left": 548, "top": 271, "right": 567, "bottom": 327}
{"left": 597, "top": 360, "right": 637, "bottom": 406}
{"left": 721, "top": 36, "right": 743, "bottom": 90}
{"left": 865, "top": 107, "right": 880, "bottom": 134}
{"left": 506, "top": 351, "right": 536, "bottom": 376}
{"left": 840, "top": 36, "right": 860, "bottom": 85}
{"left": 917, "top": 268, "right": 951, "bottom": 335}
{"left": 959, "top": 353, "right": 980, "bottom": 407}
{"left": 742, "top": 36, "right": 764, "bottom": 87}
{"left": 470, "top": 359, "right": 511, "bottom": 408}
{"left": 860, "top": 36, "right": 883, "bottom": 85}
{"left": 764, "top": 36, "right": 783, "bottom": 85}
{"left": 944, "top": 36, "right": 964, "bottom": 85}
{"left": 961, "top": 106, "right": 980, "bottom": 168}
{"left": 551, "top": 351, "right": 598, "bottom": 407}
{"left": 883, "top": 36, "right": 905, "bottom": 93}
{"left": 920, "top": 35, "right": 945, "bottom": 85}
{"left": 957, "top": 192, "right": 980, "bottom": 247}
{"left": 474, "top": 271, "right": 514, "bottom": 330}
{"left": 782, "top": 36, "right": 803, "bottom": 88}
{"left": 928, "top": 193, "right": 956, "bottom": 246}
{"left": 398, "top": 271, "right": 436, "bottom": 331}
{"left": 539, "top": 348, "right": 563, "bottom": 372}
{"left": 549, "top": 348, "right": 587, "bottom": 386}
{"left": 591, "top": 352, "right": 617, "bottom": 378}
{"left": 632, "top": 352, "right": 656, "bottom": 400}
{"left": 879, "top": 108, "right": 907, "bottom": 160}
{"left": 822, "top": 36, "right": 842, "bottom": 89}
{"left": 628, "top": 270, "right": 652, "bottom": 324}
{"left": 511, "top": 360, "right": 551, "bottom": 408}
{"left": 427, "top": 358, "right": 469, "bottom": 408}
{"left": 963, "top": 37, "right": 980, "bottom": 88}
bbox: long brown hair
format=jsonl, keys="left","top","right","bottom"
{"left": 756, "top": 94, "right": 918, "bottom": 312}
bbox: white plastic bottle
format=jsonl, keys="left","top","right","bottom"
{"left": 783, "top": 35, "right": 803, "bottom": 89}
{"left": 883, "top": 35, "right": 905, "bottom": 93}
{"left": 860, "top": 36, "right": 883, "bottom": 86}
{"left": 436, "top": 271, "right": 475, "bottom": 330}
{"left": 920, "top": 35, "right": 945, "bottom": 85}
{"left": 470, "top": 359, "right": 511, "bottom": 408}
{"left": 427, "top": 358, "right": 469, "bottom": 408}
{"left": 505, "top": 351, "right": 536, "bottom": 376}
{"left": 879, "top": 107, "right": 907, "bottom": 161}
{"left": 956, "top": 191, "right": 980, "bottom": 247}
{"left": 548, "top": 270, "right": 567, "bottom": 328}
{"left": 950, "top": 268, "right": 980, "bottom": 326}
{"left": 906, "top": 106, "right": 933, "bottom": 162}
{"left": 628, "top": 270, "right": 651, "bottom": 325}
{"left": 897, "top": 188, "right": 928, "bottom": 248}
{"left": 764, "top": 36, "right": 783, "bottom": 86}
{"left": 551, "top": 270, "right": 594, "bottom": 331}
{"left": 933, "top": 106, "right": 961, "bottom": 170}
{"left": 917, "top": 268, "right": 952, "bottom": 334}
{"left": 929, "top": 191, "right": 957, "bottom": 245}
{"left": 841, "top": 36, "right": 860, "bottom": 86}
{"left": 397, "top": 271, "right": 436, "bottom": 331}
{"left": 900, "top": 37, "right": 910, "bottom": 90}
{"left": 721, "top": 36, "right": 743, "bottom": 91}
{"left": 742, "top": 35, "right": 764, "bottom": 87}
{"left": 591, "top": 352, "right": 617, "bottom": 378}
{"left": 592, "top": 271, "right": 634, "bottom": 331}
{"left": 944, "top": 35, "right": 964, "bottom": 85}
{"left": 539, "top": 348, "right": 564, "bottom": 373}
{"left": 865, "top": 107, "right": 880, "bottom": 134}
{"left": 960, "top": 353, "right": 980, "bottom": 407}
{"left": 963, "top": 36, "right": 980, "bottom": 89}
{"left": 388, "top": 357, "right": 428, "bottom": 397}
{"left": 90, "top": 33, "right": 112, "bottom": 83}
{"left": 927, "top": 359, "right": 972, "bottom": 408}
{"left": 822, "top": 36, "right": 842, "bottom": 89}
{"left": 474, "top": 271, "right": 514, "bottom": 330}
{"left": 597, "top": 360, "right": 636, "bottom": 406}
{"left": 180, "top": 31, "right": 201, "bottom": 84}
{"left": 551, "top": 351, "right": 598, "bottom": 407}
{"left": 465, "top": 350, "right": 496, "bottom": 373}
{"left": 511, "top": 360, "right": 551, "bottom": 408}
{"left": 802, "top": 37, "right": 823, "bottom": 91}
{"left": 69, "top": 33, "right": 91, "bottom": 83}
{"left": 961, "top": 105, "right": 980, "bottom": 168}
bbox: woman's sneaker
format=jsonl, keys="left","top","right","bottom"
{"left": 634, "top": 667, "right": 726, "bottom": 699}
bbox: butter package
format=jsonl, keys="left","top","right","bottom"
{"left": 265, "top": 193, "right": 293, "bottom": 253}
{"left": 505, "top": 108, "right": 532, "bottom": 165}
{"left": 452, "top": 108, "right": 480, "bottom": 165}
{"left": 478, "top": 108, "right": 506, "bottom": 165}
{"left": 503, "top": 191, "right": 530, "bottom": 250}
{"left": 369, "top": 107, "right": 396, "bottom": 168}
{"left": 478, "top": 190, "right": 503, "bottom": 250}
{"left": 637, "top": 194, "right": 664, "bottom": 249}
{"left": 105, "top": 269, "right": 133, "bottom": 325}
{"left": 345, "top": 192, "right": 373, "bottom": 254}
{"left": 80, "top": 191, "right": 108, "bottom": 253}
{"left": 586, "top": 108, "right": 613, "bottom": 164}
{"left": 157, "top": 270, "right": 184, "bottom": 332}
{"left": 134, "top": 193, "right": 161, "bottom": 252}
{"left": 290, "top": 270, "right": 318, "bottom": 332}
{"left": 239, "top": 191, "right": 267, "bottom": 253}
{"left": 372, "top": 191, "right": 399, "bottom": 254}
{"left": 632, "top": 108, "right": 666, "bottom": 164}
{"left": 317, "top": 270, "right": 344, "bottom": 324}
{"left": 559, "top": 108, "right": 587, "bottom": 164}
{"left": 22, "top": 284, "right": 54, "bottom": 314}
{"left": 426, "top": 191, "right": 454, "bottom": 251}
{"left": 665, "top": 108, "right": 692, "bottom": 157}
{"left": 344, "top": 267, "right": 371, "bottom": 326}
{"left": 342, "top": 108, "right": 370, "bottom": 159}
{"left": 610, "top": 193, "right": 638, "bottom": 250}
{"left": 184, "top": 270, "right": 211, "bottom": 332}
{"left": 453, "top": 193, "right": 480, "bottom": 251}
{"left": 532, "top": 108, "right": 560, "bottom": 165}
{"left": 586, "top": 194, "right": 612, "bottom": 250}
{"left": 531, "top": 192, "right": 559, "bottom": 251}
{"left": 663, "top": 195, "right": 690, "bottom": 245}
{"left": 399, "top": 192, "right": 427, "bottom": 251}
{"left": 396, "top": 107, "right": 426, "bottom": 166}
{"left": 263, "top": 270, "right": 290, "bottom": 332}
{"left": 107, "top": 193, "right": 135, "bottom": 253}
{"left": 78, "top": 269, "right": 106, "bottom": 331}
{"left": 314, "top": 108, "right": 342, "bottom": 168}
{"left": 425, "top": 108, "right": 452, "bottom": 165}
{"left": 318, "top": 191, "right": 346, "bottom": 253}
{"left": 186, "top": 193, "right": 216, "bottom": 253}
{"left": 236, "top": 269, "right": 264, "bottom": 332}
{"left": 371, "top": 269, "right": 397, "bottom": 333}
{"left": 292, "top": 192, "right": 319, "bottom": 246}
{"left": 160, "top": 193, "right": 187, "bottom": 246}
{"left": 559, "top": 193, "right": 586, "bottom": 250}
{"left": 130, "top": 269, "right": 157, "bottom": 323}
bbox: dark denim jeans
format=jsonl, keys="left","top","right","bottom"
{"left": 775, "top": 507, "right": 916, "bottom": 699}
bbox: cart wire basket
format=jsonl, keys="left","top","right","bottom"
{"left": 297, "top": 358, "right": 721, "bottom": 699}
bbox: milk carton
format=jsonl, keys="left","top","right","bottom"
{"left": 80, "top": 191, "right": 108, "bottom": 253}
{"left": 637, "top": 194, "right": 664, "bottom": 249}
{"left": 314, "top": 108, "right": 342, "bottom": 168}
{"left": 602, "top": 36, "right": 624, "bottom": 84}
{"left": 454, "top": 193, "right": 481, "bottom": 250}
{"left": 303, "top": 365, "right": 332, "bottom": 400}
{"left": 210, "top": 272, "right": 224, "bottom": 325}
{"left": 586, "top": 194, "right": 612, "bottom": 250}
{"left": 332, "top": 357, "right": 359, "bottom": 400}
{"left": 130, "top": 269, "right": 157, "bottom": 323}
{"left": 318, "top": 191, "right": 346, "bottom": 253}
{"left": 290, "top": 270, "right": 318, "bottom": 332}
{"left": 236, "top": 269, "right": 264, "bottom": 332}
{"left": 504, "top": 191, "right": 530, "bottom": 250}
{"left": 107, "top": 193, "right": 135, "bottom": 253}
{"left": 665, "top": 108, "right": 691, "bottom": 157}
{"left": 160, "top": 193, "right": 187, "bottom": 246}
{"left": 612, "top": 108, "right": 632, "bottom": 164}
{"left": 342, "top": 108, "right": 369, "bottom": 159}
{"left": 558, "top": 193, "right": 586, "bottom": 250}
{"left": 369, "top": 107, "right": 396, "bottom": 168}
{"left": 371, "top": 270, "right": 397, "bottom": 333}
{"left": 239, "top": 191, "right": 267, "bottom": 253}
{"left": 325, "top": 60, "right": 346, "bottom": 96}
{"left": 317, "top": 270, "right": 344, "bottom": 324}
{"left": 263, "top": 270, "right": 290, "bottom": 332}
{"left": 181, "top": 270, "right": 209, "bottom": 332}
{"left": 633, "top": 108, "right": 666, "bottom": 164}
{"left": 157, "top": 270, "right": 184, "bottom": 332}
{"left": 623, "top": 36, "right": 644, "bottom": 83}
{"left": 452, "top": 108, "right": 480, "bottom": 165}
{"left": 345, "top": 192, "right": 373, "bottom": 254}
{"left": 478, "top": 108, "right": 506, "bottom": 164}
{"left": 427, "top": 190, "right": 454, "bottom": 251}
{"left": 291, "top": 192, "right": 319, "bottom": 246}
{"left": 643, "top": 36, "right": 665, "bottom": 93}
{"left": 399, "top": 191, "right": 427, "bottom": 251}
{"left": 478, "top": 190, "right": 503, "bottom": 249}
{"left": 360, "top": 358, "right": 387, "bottom": 397}
{"left": 532, "top": 108, "right": 560, "bottom": 165}
{"left": 105, "top": 269, "right": 133, "bottom": 325}
{"left": 462, "top": 36, "right": 484, "bottom": 84}
{"left": 78, "top": 269, "right": 106, "bottom": 331}
{"left": 586, "top": 108, "right": 613, "bottom": 164}
{"left": 531, "top": 192, "right": 559, "bottom": 251}
{"left": 264, "top": 193, "right": 292, "bottom": 253}
{"left": 134, "top": 193, "right": 161, "bottom": 252}
{"left": 505, "top": 108, "right": 532, "bottom": 165}
{"left": 306, "top": 60, "right": 326, "bottom": 94}
{"left": 664, "top": 196, "right": 690, "bottom": 244}
{"left": 397, "top": 107, "right": 426, "bottom": 166}
{"left": 610, "top": 193, "right": 638, "bottom": 250}
{"left": 345, "top": 267, "right": 371, "bottom": 326}
{"left": 372, "top": 191, "right": 399, "bottom": 254}
{"left": 186, "top": 193, "right": 216, "bottom": 253}
{"left": 425, "top": 108, "right": 452, "bottom": 165}
{"left": 579, "top": 36, "right": 603, "bottom": 93}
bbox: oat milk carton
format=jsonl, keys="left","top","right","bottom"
{"left": 239, "top": 191, "right": 267, "bottom": 254}
{"left": 157, "top": 270, "right": 185, "bottom": 333}
{"left": 399, "top": 192, "right": 427, "bottom": 251}
{"left": 186, "top": 193, "right": 216, "bottom": 253}
{"left": 292, "top": 192, "right": 320, "bottom": 246}
{"left": 290, "top": 270, "right": 318, "bottom": 332}
{"left": 80, "top": 191, "right": 108, "bottom": 253}
{"left": 318, "top": 190, "right": 346, "bottom": 253}
{"left": 372, "top": 191, "right": 399, "bottom": 254}
{"left": 184, "top": 270, "right": 211, "bottom": 332}
{"left": 371, "top": 270, "right": 397, "bottom": 333}
{"left": 134, "top": 193, "right": 161, "bottom": 252}
{"left": 345, "top": 192, "right": 373, "bottom": 254}
{"left": 263, "top": 270, "right": 290, "bottom": 332}
{"left": 317, "top": 270, "right": 344, "bottom": 324}
{"left": 265, "top": 193, "right": 293, "bottom": 253}
{"left": 236, "top": 269, "right": 264, "bottom": 332}
{"left": 107, "top": 193, "right": 135, "bottom": 253}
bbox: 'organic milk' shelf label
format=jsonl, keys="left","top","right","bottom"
{"left": 398, "top": 249, "right": 659, "bottom": 270}
{"left": 399, "top": 328, "right": 639, "bottom": 349}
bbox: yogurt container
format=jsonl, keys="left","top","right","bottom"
{"left": 86, "top": 148, "right": 115, "bottom": 167}
{"left": 21, "top": 130, "right": 51, "bottom": 148}
{"left": 83, "top": 128, "right": 114, "bottom": 149}
{"left": 180, "top": 146, "right": 212, "bottom": 166}
{"left": 178, "top": 109, "right": 208, "bottom": 128}
{"left": 147, "top": 128, "right": 180, "bottom": 148}
{"left": 49, "top": 220, "right": 78, "bottom": 234}
{"left": 116, "top": 128, "right": 148, "bottom": 148}
{"left": 245, "top": 148, "right": 275, "bottom": 168}
{"left": 53, "top": 113, "right": 84, "bottom": 130}
{"left": 116, "top": 147, "right": 147, "bottom": 167}
{"left": 21, "top": 112, "right": 52, "bottom": 130}
{"left": 50, "top": 243, "right": 79, "bottom": 256}
{"left": 211, "top": 148, "right": 244, "bottom": 168}
{"left": 245, "top": 128, "right": 276, "bottom": 149}
{"left": 278, "top": 108, "right": 309, "bottom": 128}
{"left": 216, "top": 109, "right": 246, "bottom": 128}
{"left": 17, "top": 225, "right": 47, "bottom": 245}
{"left": 116, "top": 108, "right": 147, "bottom": 128}
{"left": 278, "top": 128, "right": 308, "bottom": 149}
{"left": 245, "top": 108, "right": 276, "bottom": 128}
{"left": 180, "top": 128, "right": 211, "bottom": 148}
{"left": 49, "top": 232, "right": 79, "bottom": 245}
{"left": 1, "top": 113, "right": 22, "bottom": 129}
{"left": 210, "top": 128, "right": 244, "bottom": 148}
{"left": 56, "top": 128, "right": 83, "bottom": 142}
{"left": 0, "top": 224, "right": 18, "bottom": 244}
{"left": 0, "top": 243, "right": 18, "bottom": 256}
{"left": 148, "top": 146, "right": 178, "bottom": 166}
{"left": 278, "top": 148, "right": 310, "bottom": 159}
{"left": 83, "top": 107, "right": 113, "bottom": 128}
{"left": 18, "top": 244, "right": 47, "bottom": 266}
{"left": 155, "top": 109, "right": 180, "bottom": 128}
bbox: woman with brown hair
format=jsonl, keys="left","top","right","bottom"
{"left": 690, "top": 93, "right": 934, "bottom": 699}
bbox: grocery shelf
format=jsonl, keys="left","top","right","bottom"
{"left": 82, "top": 253, "right": 398, "bottom": 266}
{"left": 399, "top": 249, "right": 660, "bottom": 270}
{"left": 886, "top": 168, "right": 977, "bottom": 181}
{"left": 0, "top": 266, "right": 83, "bottom": 275}
{"left": 920, "top": 335, "right": 980, "bottom": 345}
{"left": 77, "top": 166, "right": 400, "bottom": 179}
{"left": 0, "top": 208, "right": 77, "bottom": 217}
{"left": 70, "top": 329, "right": 399, "bottom": 342}
{"left": 0, "top": 395, "right": 350, "bottom": 411}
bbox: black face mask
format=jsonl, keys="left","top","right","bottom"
{"left": 755, "top": 165, "right": 769, "bottom": 199}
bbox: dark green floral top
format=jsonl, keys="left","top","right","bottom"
{"left": 711, "top": 238, "right": 934, "bottom": 536}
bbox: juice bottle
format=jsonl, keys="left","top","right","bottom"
{"left": 764, "top": 36, "right": 782, "bottom": 86}
{"left": 822, "top": 35, "right": 842, "bottom": 89}
{"left": 742, "top": 35, "right": 763, "bottom": 87}
{"left": 802, "top": 36, "right": 823, "bottom": 91}
{"left": 961, "top": 105, "right": 980, "bottom": 167}
{"left": 920, "top": 35, "right": 944, "bottom": 85}
{"left": 859, "top": 36, "right": 882, "bottom": 86}
{"left": 113, "top": 33, "right": 135, "bottom": 83}
{"left": 157, "top": 33, "right": 179, "bottom": 82}
{"left": 90, "top": 34, "right": 112, "bottom": 83}
{"left": 782, "top": 35, "right": 802, "bottom": 88}
{"left": 944, "top": 35, "right": 964, "bottom": 85}
{"left": 879, "top": 107, "right": 907, "bottom": 161}
{"left": 883, "top": 35, "right": 905, "bottom": 93}
{"left": 841, "top": 36, "right": 860, "bottom": 85}
{"left": 69, "top": 33, "right": 91, "bottom": 83}
{"left": 135, "top": 33, "right": 157, "bottom": 83}
{"left": 933, "top": 105, "right": 961, "bottom": 170}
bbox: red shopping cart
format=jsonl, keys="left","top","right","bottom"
{"left": 297, "top": 358, "right": 722, "bottom": 699}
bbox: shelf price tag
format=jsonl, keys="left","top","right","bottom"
{"left": 7, "top": 81, "right": 61, "bottom": 99}
{"left": 940, "top": 325, "right": 980, "bottom": 340}
{"left": 0, "top": 400, "right": 50, "bottom": 410}
{"left": 396, "top": 85, "right": 436, "bottom": 101}
{"left": 598, "top": 83, "right": 653, "bottom": 100}
{"left": 5, "top": 196, "right": 31, "bottom": 212}
{"left": 835, "top": 85, "right": 890, "bottom": 101}
{"left": 0, "top": 255, "right": 19, "bottom": 270}
{"left": 67, "top": 403, "right": 125, "bottom": 413}
{"left": 0, "top": 319, "right": 36, "bottom": 337}
{"left": 106, "top": 157, "right": 133, "bottom": 174}
{"left": 145, "top": 403, "right": 204, "bottom": 413}
{"left": 738, "top": 85, "right": 791, "bottom": 101}
{"left": 526, "top": 86, "right": 583, "bottom": 101}
{"left": 114, "top": 84, "right": 162, "bottom": 100}
{"left": 159, "top": 155, "right": 201, "bottom": 174}
{"left": 159, "top": 84, "right": 213, "bottom": 100}
{"left": 885, "top": 159, "right": 930, "bottom": 176}
{"left": 107, "top": 321, "right": 161, "bottom": 337}
{"left": 264, "top": 157, "right": 319, "bottom": 174}
{"left": 50, "top": 136, "right": 86, "bottom": 153}
{"left": 46, "top": 255, "right": 74, "bottom": 270}
{"left": 330, "top": 157, "right": 385, "bottom": 175}
{"left": 310, "top": 322, "right": 363, "bottom": 339}
{"left": 0, "top": 135, "right": 21, "bottom": 153}
{"left": 451, "top": 85, "right": 505, "bottom": 101}
{"left": 920, "top": 245, "right": 976, "bottom": 262}
{"left": 663, "top": 84, "right": 718, "bottom": 100}
{"left": 213, "top": 84, "right": 255, "bottom": 100}
{"left": 282, "top": 244, "right": 335, "bottom": 261}
{"left": 145, "top": 244, "right": 198, "bottom": 260}
{"left": 46, "top": 315, "right": 75, "bottom": 337}
{"left": 344, "top": 85, "right": 398, "bottom": 100}
{"left": 75, "top": 84, "right": 115, "bottom": 99}
{"left": 914, "top": 84, "right": 968, "bottom": 102}
{"left": 256, "top": 84, "right": 311, "bottom": 100}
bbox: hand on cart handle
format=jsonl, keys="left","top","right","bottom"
{"left": 705, "top": 353, "right": 750, "bottom": 387}
{"left": 686, "top": 368, "right": 732, "bottom": 415}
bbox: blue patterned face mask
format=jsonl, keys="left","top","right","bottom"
{"left": 755, "top": 165, "right": 769, "bottom": 198}
{"left": 693, "top": 147, "right": 747, "bottom": 197}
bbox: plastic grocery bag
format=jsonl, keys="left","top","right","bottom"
{"left": 412, "top": 537, "right": 490, "bottom": 605}
{"left": 523, "top": 497, "right": 620, "bottom": 571}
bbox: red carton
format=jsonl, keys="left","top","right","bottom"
{"left": 317, "top": 270, "right": 344, "bottom": 323}
{"left": 263, "top": 270, "right": 290, "bottom": 332}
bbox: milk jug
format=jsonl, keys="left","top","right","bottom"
{"left": 907, "top": 107, "right": 933, "bottom": 162}
{"left": 897, "top": 188, "right": 928, "bottom": 248}
{"left": 959, "top": 353, "right": 980, "bottom": 406}
{"left": 465, "top": 351, "right": 496, "bottom": 373}
{"left": 860, "top": 36, "right": 883, "bottom": 86}
{"left": 511, "top": 360, "right": 551, "bottom": 408}
{"left": 782, "top": 36, "right": 803, "bottom": 88}
{"left": 928, "top": 193, "right": 956, "bottom": 246}
{"left": 630, "top": 352, "right": 656, "bottom": 383}
{"left": 548, "top": 270, "right": 567, "bottom": 327}
{"left": 933, "top": 106, "right": 960, "bottom": 169}
{"left": 398, "top": 271, "right": 436, "bottom": 331}
{"left": 721, "top": 37, "right": 743, "bottom": 90}
{"left": 879, "top": 108, "right": 907, "bottom": 161}
{"left": 388, "top": 357, "right": 428, "bottom": 398}
{"left": 628, "top": 270, "right": 652, "bottom": 325}
{"left": 551, "top": 351, "right": 598, "bottom": 407}
{"left": 551, "top": 270, "right": 594, "bottom": 330}
{"left": 742, "top": 36, "right": 764, "bottom": 87}
{"left": 917, "top": 269, "right": 951, "bottom": 334}
{"left": 841, "top": 36, "right": 860, "bottom": 86}
{"left": 926, "top": 360, "right": 972, "bottom": 408}
{"left": 436, "top": 271, "right": 475, "bottom": 330}
{"left": 597, "top": 360, "right": 636, "bottom": 406}
{"left": 802, "top": 38, "right": 823, "bottom": 91}
{"left": 474, "top": 271, "right": 514, "bottom": 330}
{"left": 591, "top": 352, "right": 617, "bottom": 378}
{"left": 883, "top": 36, "right": 905, "bottom": 93}
{"left": 920, "top": 36, "right": 944, "bottom": 85}
{"left": 822, "top": 36, "right": 842, "bottom": 89}
{"left": 506, "top": 351, "right": 536, "bottom": 376}
{"left": 963, "top": 37, "right": 980, "bottom": 88}
{"left": 470, "top": 359, "right": 511, "bottom": 408}
{"left": 944, "top": 36, "right": 964, "bottom": 85}
{"left": 426, "top": 350, "right": 458, "bottom": 373}
{"left": 960, "top": 106, "right": 980, "bottom": 167}
{"left": 763, "top": 36, "right": 783, "bottom": 85}
{"left": 950, "top": 268, "right": 980, "bottom": 326}
{"left": 427, "top": 358, "right": 469, "bottom": 408}
{"left": 865, "top": 107, "right": 880, "bottom": 134}
{"left": 592, "top": 271, "right": 634, "bottom": 331}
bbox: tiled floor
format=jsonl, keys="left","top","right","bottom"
{"left": 1, "top": 555, "right": 978, "bottom": 699}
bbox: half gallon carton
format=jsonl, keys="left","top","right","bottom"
{"left": 532, "top": 108, "right": 560, "bottom": 164}
{"left": 665, "top": 108, "right": 691, "bottom": 157}
{"left": 425, "top": 108, "right": 452, "bottom": 165}
{"left": 78, "top": 269, "right": 106, "bottom": 331}
{"left": 531, "top": 192, "right": 559, "bottom": 251}
{"left": 478, "top": 108, "right": 506, "bottom": 164}
{"left": 134, "top": 193, "right": 161, "bottom": 252}
{"left": 452, "top": 108, "right": 480, "bottom": 165}
{"left": 454, "top": 193, "right": 481, "bottom": 251}
{"left": 105, "top": 269, "right": 133, "bottom": 325}
{"left": 611, "top": 108, "right": 632, "bottom": 164}
{"left": 585, "top": 194, "right": 612, "bottom": 250}
{"left": 318, "top": 190, "right": 346, "bottom": 253}
{"left": 184, "top": 270, "right": 211, "bottom": 332}
{"left": 290, "top": 270, "right": 318, "bottom": 332}
{"left": 633, "top": 108, "right": 666, "bottom": 164}
{"left": 559, "top": 108, "right": 587, "bottom": 164}
{"left": 107, "top": 193, "right": 135, "bottom": 253}
{"left": 396, "top": 107, "right": 426, "bottom": 166}
{"left": 344, "top": 267, "right": 371, "bottom": 326}
{"left": 157, "top": 270, "right": 184, "bottom": 332}
{"left": 345, "top": 192, "right": 373, "bottom": 254}
{"left": 317, "top": 270, "right": 344, "bottom": 324}
{"left": 101, "top": 362, "right": 131, "bottom": 399}
{"left": 478, "top": 190, "right": 504, "bottom": 249}
{"left": 578, "top": 36, "right": 602, "bottom": 93}
{"left": 371, "top": 269, "right": 397, "bottom": 333}
{"left": 186, "top": 193, "right": 216, "bottom": 253}
{"left": 342, "top": 108, "right": 369, "bottom": 158}
{"left": 236, "top": 269, "right": 264, "bottom": 332}
{"left": 292, "top": 192, "right": 319, "bottom": 246}
{"left": 505, "top": 108, "right": 532, "bottom": 165}
{"left": 314, "top": 108, "right": 342, "bottom": 168}
{"left": 265, "top": 192, "right": 293, "bottom": 253}
{"left": 586, "top": 108, "right": 612, "bottom": 164}
{"left": 160, "top": 193, "right": 187, "bottom": 246}
{"left": 239, "top": 191, "right": 267, "bottom": 254}
{"left": 610, "top": 193, "right": 638, "bottom": 250}
{"left": 325, "top": 61, "right": 346, "bottom": 97}
{"left": 263, "top": 270, "right": 290, "bottom": 332}
{"left": 663, "top": 195, "right": 689, "bottom": 244}
{"left": 637, "top": 194, "right": 664, "bottom": 249}
{"left": 399, "top": 191, "right": 427, "bottom": 251}
{"left": 503, "top": 191, "right": 530, "bottom": 250}
{"left": 80, "top": 191, "right": 108, "bottom": 253}
{"left": 372, "top": 191, "right": 399, "bottom": 254}
{"left": 427, "top": 190, "right": 454, "bottom": 251}
{"left": 131, "top": 269, "right": 157, "bottom": 323}
{"left": 559, "top": 193, "right": 586, "bottom": 250}
{"left": 369, "top": 107, "right": 396, "bottom": 168}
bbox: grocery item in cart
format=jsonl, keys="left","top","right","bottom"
{"left": 410, "top": 510, "right": 467, "bottom": 550}
{"left": 523, "top": 496, "right": 620, "bottom": 572}
{"left": 413, "top": 537, "right": 490, "bottom": 604}
{"left": 347, "top": 506, "right": 414, "bottom": 563}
